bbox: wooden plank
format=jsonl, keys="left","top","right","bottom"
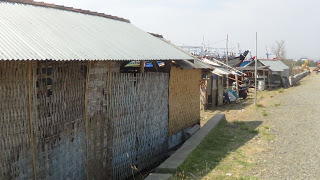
{"left": 140, "top": 60, "right": 145, "bottom": 73}
{"left": 151, "top": 60, "right": 160, "bottom": 72}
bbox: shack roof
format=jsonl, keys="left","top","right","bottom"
{"left": 246, "top": 60, "right": 289, "bottom": 72}
{"left": 0, "top": 1, "right": 195, "bottom": 61}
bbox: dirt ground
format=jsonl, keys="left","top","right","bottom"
{"left": 200, "top": 71, "right": 320, "bottom": 179}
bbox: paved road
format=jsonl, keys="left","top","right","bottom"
{"left": 258, "top": 74, "right": 320, "bottom": 179}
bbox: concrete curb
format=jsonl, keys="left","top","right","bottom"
{"left": 149, "top": 114, "right": 225, "bottom": 178}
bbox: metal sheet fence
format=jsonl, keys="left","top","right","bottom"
{"left": 1, "top": 61, "right": 169, "bottom": 180}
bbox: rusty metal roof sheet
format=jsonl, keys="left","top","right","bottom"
{"left": 0, "top": 1, "right": 195, "bottom": 61}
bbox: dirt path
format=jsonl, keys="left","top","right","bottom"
{"left": 254, "top": 74, "right": 320, "bottom": 179}
{"left": 199, "top": 72, "right": 320, "bottom": 179}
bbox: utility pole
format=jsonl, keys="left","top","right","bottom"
{"left": 226, "top": 34, "right": 229, "bottom": 89}
{"left": 254, "top": 32, "right": 258, "bottom": 107}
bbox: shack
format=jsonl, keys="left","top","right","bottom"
{"left": 240, "top": 60, "right": 289, "bottom": 88}
{"left": 0, "top": 1, "right": 204, "bottom": 179}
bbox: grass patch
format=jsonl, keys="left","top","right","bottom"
{"left": 248, "top": 128, "right": 259, "bottom": 134}
{"left": 274, "top": 103, "right": 281, "bottom": 107}
{"left": 261, "top": 129, "right": 275, "bottom": 142}
{"left": 264, "top": 126, "right": 270, "bottom": 130}
{"left": 233, "top": 121, "right": 246, "bottom": 125}
{"left": 256, "top": 103, "right": 265, "bottom": 108}
{"left": 172, "top": 120, "right": 261, "bottom": 179}
{"left": 278, "top": 88, "right": 285, "bottom": 93}
{"left": 261, "top": 110, "right": 268, "bottom": 117}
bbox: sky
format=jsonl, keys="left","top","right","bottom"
{"left": 42, "top": 0, "right": 320, "bottom": 60}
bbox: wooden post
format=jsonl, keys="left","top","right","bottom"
{"left": 226, "top": 74, "right": 229, "bottom": 90}
{"left": 235, "top": 73, "right": 239, "bottom": 98}
{"left": 140, "top": 60, "right": 145, "bottom": 73}
{"left": 151, "top": 60, "right": 160, "bottom": 72}
{"left": 268, "top": 70, "right": 271, "bottom": 90}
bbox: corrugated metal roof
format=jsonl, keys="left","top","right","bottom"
{"left": 259, "top": 60, "right": 289, "bottom": 72}
{"left": 174, "top": 59, "right": 212, "bottom": 69}
{"left": 0, "top": 1, "right": 195, "bottom": 61}
{"left": 212, "top": 67, "right": 237, "bottom": 75}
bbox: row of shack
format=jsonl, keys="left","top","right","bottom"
{"left": 0, "top": 1, "right": 209, "bottom": 179}
{"left": 199, "top": 59, "right": 291, "bottom": 110}
{"left": 0, "top": 1, "right": 296, "bottom": 179}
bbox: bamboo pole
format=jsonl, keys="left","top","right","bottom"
{"left": 28, "top": 61, "right": 37, "bottom": 180}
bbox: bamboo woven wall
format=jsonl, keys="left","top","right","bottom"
{"left": 168, "top": 66, "right": 201, "bottom": 136}
{"left": 32, "top": 61, "right": 87, "bottom": 179}
{"left": 0, "top": 61, "right": 33, "bottom": 179}
{"left": 87, "top": 61, "right": 169, "bottom": 179}
{"left": 1, "top": 60, "right": 168, "bottom": 180}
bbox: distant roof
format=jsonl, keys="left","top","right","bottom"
{"left": 245, "top": 60, "right": 289, "bottom": 72}
{"left": 259, "top": 60, "right": 289, "bottom": 72}
{"left": 0, "top": 1, "right": 195, "bottom": 61}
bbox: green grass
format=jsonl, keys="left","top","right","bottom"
{"left": 274, "top": 103, "right": 281, "bottom": 107}
{"left": 233, "top": 121, "right": 246, "bottom": 125}
{"left": 261, "top": 110, "right": 268, "bottom": 117}
{"left": 172, "top": 120, "right": 260, "bottom": 179}
{"left": 264, "top": 126, "right": 271, "bottom": 130}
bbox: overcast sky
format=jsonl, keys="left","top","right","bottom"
{"left": 42, "top": 0, "right": 320, "bottom": 60}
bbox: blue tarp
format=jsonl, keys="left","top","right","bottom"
{"left": 240, "top": 61, "right": 252, "bottom": 67}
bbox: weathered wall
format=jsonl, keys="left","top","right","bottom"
{"left": 33, "top": 61, "right": 87, "bottom": 179}
{"left": 169, "top": 66, "right": 201, "bottom": 136}
{"left": 87, "top": 61, "right": 169, "bottom": 179}
{"left": 289, "top": 71, "right": 309, "bottom": 86}
{"left": 0, "top": 61, "right": 33, "bottom": 179}
{"left": 1, "top": 61, "right": 169, "bottom": 180}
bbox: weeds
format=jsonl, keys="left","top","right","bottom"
{"left": 256, "top": 103, "right": 265, "bottom": 108}
{"left": 278, "top": 88, "right": 285, "bottom": 93}
{"left": 173, "top": 120, "right": 260, "bottom": 179}
{"left": 261, "top": 110, "right": 268, "bottom": 117}
{"left": 264, "top": 126, "right": 270, "bottom": 130}
{"left": 274, "top": 103, "right": 281, "bottom": 107}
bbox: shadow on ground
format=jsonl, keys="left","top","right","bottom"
{"left": 171, "top": 119, "right": 263, "bottom": 179}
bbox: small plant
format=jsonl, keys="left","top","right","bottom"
{"left": 278, "top": 88, "right": 285, "bottom": 93}
{"left": 270, "top": 95, "right": 274, "bottom": 98}
{"left": 264, "top": 126, "right": 270, "bottom": 130}
{"left": 274, "top": 103, "right": 281, "bottom": 107}
{"left": 262, "top": 110, "right": 268, "bottom": 116}
{"left": 256, "top": 103, "right": 265, "bottom": 108}
{"left": 249, "top": 128, "right": 259, "bottom": 134}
